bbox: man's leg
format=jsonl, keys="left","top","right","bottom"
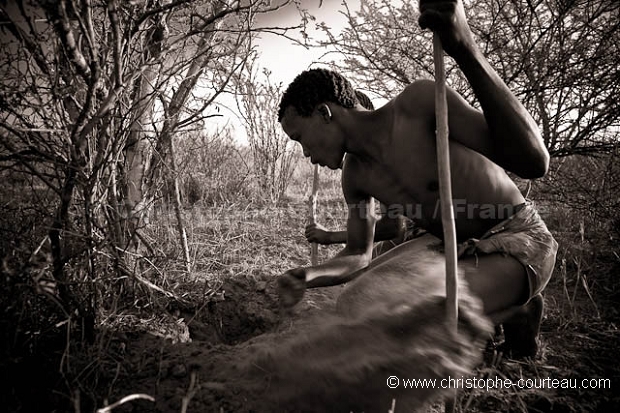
{"left": 459, "top": 254, "right": 528, "bottom": 314}
{"left": 460, "top": 254, "right": 542, "bottom": 358}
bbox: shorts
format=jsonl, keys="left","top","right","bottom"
{"left": 457, "top": 201, "right": 558, "bottom": 302}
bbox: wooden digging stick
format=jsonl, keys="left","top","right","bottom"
{"left": 309, "top": 164, "right": 320, "bottom": 266}
{"left": 433, "top": 33, "right": 459, "bottom": 413}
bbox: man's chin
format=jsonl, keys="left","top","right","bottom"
{"left": 317, "top": 157, "right": 344, "bottom": 170}
{"left": 321, "top": 160, "right": 338, "bottom": 170}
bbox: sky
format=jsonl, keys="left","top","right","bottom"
{"left": 209, "top": 0, "right": 362, "bottom": 144}
{"left": 254, "top": 0, "right": 361, "bottom": 87}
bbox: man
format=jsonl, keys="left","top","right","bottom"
{"left": 278, "top": 0, "right": 557, "bottom": 358}
{"left": 305, "top": 90, "right": 425, "bottom": 257}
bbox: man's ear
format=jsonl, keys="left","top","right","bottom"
{"left": 318, "top": 104, "right": 332, "bottom": 122}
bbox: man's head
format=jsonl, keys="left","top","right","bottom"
{"left": 277, "top": 68, "right": 358, "bottom": 121}
{"left": 278, "top": 69, "right": 371, "bottom": 169}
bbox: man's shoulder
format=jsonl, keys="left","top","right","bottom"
{"left": 393, "top": 80, "right": 435, "bottom": 115}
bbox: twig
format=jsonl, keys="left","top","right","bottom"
{"left": 309, "top": 164, "right": 320, "bottom": 265}
{"left": 96, "top": 394, "right": 155, "bottom": 413}
{"left": 181, "top": 371, "right": 199, "bottom": 413}
{"left": 434, "top": 33, "right": 459, "bottom": 413}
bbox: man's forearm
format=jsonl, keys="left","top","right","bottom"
{"left": 325, "top": 219, "right": 403, "bottom": 244}
{"left": 305, "top": 250, "right": 370, "bottom": 288}
{"left": 326, "top": 230, "right": 347, "bottom": 244}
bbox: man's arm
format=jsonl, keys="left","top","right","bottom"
{"left": 278, "top": 165, "right": 376, "bottom": 307}
{"left": 305, "top": 223, "right": 347, "bottom": 245}
{"left": 303, "top": 193, "right": 376, "bottom": 288}
{"left": 419, "top": 0, "right": 549, "bottom": 179}
{"left": 305, "top": 214, "right": 405, "bottom": 245}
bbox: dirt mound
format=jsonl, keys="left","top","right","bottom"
{"left": 112, "top": 254, "right": 491, "bottom": 413}
{"left": 176, "top": 275, "right": 342, "bottom": 345}
{"left": 225, "top": 298, "right": 488, "bottom": 412}
{"left": 196, "top": 276, "right": 282, "bottom": 344}
{"left": 122, "top": 298, "right": 488, "bottom": 412}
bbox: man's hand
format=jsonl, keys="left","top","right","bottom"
{"left": 418, "top": 0, "right": 475, "bottom": 57}
{"left": 277, "top": 268, "right": 307, "bottom": 308}
{"left": 305, "top": 222, "right": 331, "bottom": 244}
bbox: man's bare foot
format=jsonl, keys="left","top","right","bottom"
{"left": 499, "top": 294, "right": 544, "bottom": 359}
{"left": 277, "top": 268, "right": 307, "bottom": 308}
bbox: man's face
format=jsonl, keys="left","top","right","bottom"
{"left": 280, "top": 105, "right": 345, "bottom": 170}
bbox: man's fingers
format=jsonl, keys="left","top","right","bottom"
{"left": 305, "top": 223, "right": 319, "bottom": 233}
{"left": 419, "top": 1, "right": 457, "bottom": 31}
{"left": 305, "top": 223, "right": 327, "bottom": 242}
{"left": 419, "top": 10, "right": 441, "bottom": 31}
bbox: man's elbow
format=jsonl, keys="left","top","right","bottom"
{"left": 516, "top": 128, "right": 550, "bottom": 179}
{"left": 357, "top": 249, "right": 374, "bottom": 269}
{"left": 536, "top": 150, "right": 550, "bottom": 178}
{"left": 342, "top": 245, "right": 373, "bottom": 269}
{"left": 520, "top": 150, "right": 549, "bottom": 179}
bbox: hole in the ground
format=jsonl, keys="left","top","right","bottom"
{"left": 193, "top": 277, "right": 281, "bottom": 345}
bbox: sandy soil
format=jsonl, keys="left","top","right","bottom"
{"left": 106, "top": 238, "right": 493, "bottom": 413}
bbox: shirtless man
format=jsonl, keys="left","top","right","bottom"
{"left": 278, "top": 0, "right": 557, "bottom": 358}
{"left": 305, "top": 90, "right": 424, "bottom": 257}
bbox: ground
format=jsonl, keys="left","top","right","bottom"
{"left": 94, "top": 264, "right": 493, "bottom": 413}
{"left": 2, "top": 200, "right": 619, "bottom": 413}
{"left": 93, "top": 272, "right": 619, "bottom": 413}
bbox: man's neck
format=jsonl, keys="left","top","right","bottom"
{"left": 341, "top": 107, "right": 389, "bottom": 162}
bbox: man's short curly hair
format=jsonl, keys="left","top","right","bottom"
{"left": 354, "top": 90, "right": 374, "bottom": 110}
{"left": 278, "top": 68, "right": 357, "bottom": 121}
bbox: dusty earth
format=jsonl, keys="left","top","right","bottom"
{"left": 101, "top": 281, "right": 485, "bottom": 413}
{"left": 98, "top": 237, "right": 494, "bottom": 413}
